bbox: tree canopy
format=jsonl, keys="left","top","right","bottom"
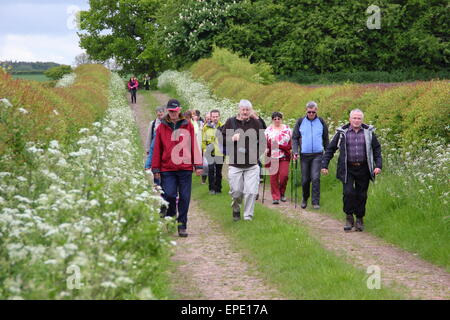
{"left": 78, "top": 0, "right": 449, "bottom": 76}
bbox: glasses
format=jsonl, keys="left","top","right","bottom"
{"left": 307, "top": 111, "right": 316, "bottom": 114}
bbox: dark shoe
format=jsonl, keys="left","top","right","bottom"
{"left": 233, "top": 210, "right": 241, "bottom": 222}
{"left": 301, "top": 199, "right": 307, "bottom": 209}
{"left": 255, "top": 194, "right": 259, "bottom": 200}
{"left": 355, "top": 217, "right": 364, "bottom": 232}
{"left": 344, "top": 214, "right": 355, "bottom": 232}
{"left": 280, "top": 196, "right": 287, "bottom": 202}
{"left": 178, "top": 228, "right": 188, "bottom": 237}
{"left": 209, "top": 190, "right": 216, "bottom": 195}
{"left": 272, "top": 200, "right": 280, "bottom": 205}
{"left": 312, "top": 204, "right": 320, "bottom": 210}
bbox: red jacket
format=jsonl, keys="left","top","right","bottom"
{"left": 128, "top": 80, "right": 138, "bottom": 90}
{"left": 151, "top": 116, "right": 203, "bottom": 173}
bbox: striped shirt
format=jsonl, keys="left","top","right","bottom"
{"left": 346, "top": 127, "right": 366, "bottom": 163}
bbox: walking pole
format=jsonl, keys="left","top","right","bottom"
{"left": 262, "top": 171, "right": 266, "bottom": 204}
{"left": 290, "top": 160, "right": 293, "bottom": 203}
{"left": 294, "top": 159, "right": 298, "bottom": 209}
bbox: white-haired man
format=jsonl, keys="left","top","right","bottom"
{"left": 321, "top": 109, "right": 382, "bottom": 232}
{"left": 221, "top": 99, "right": 265, "bottom": 221}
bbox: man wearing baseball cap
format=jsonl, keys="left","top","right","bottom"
{"left": 152, "top": 99, "right": 203, "bottom": 237}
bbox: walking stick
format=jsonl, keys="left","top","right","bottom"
{"left": 294, "top": 159, "right": 298, "bottom": 209}
{"left": 290, "top": 160, "right": 293, "bottom": 203}
{"left": 262, "top": 171, "right": 266, "bottom": 204}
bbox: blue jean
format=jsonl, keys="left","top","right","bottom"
{"left": 300, "top": 153, "right": 322, "bottom": 205}
{"left": 160, "top": 170, "right": 193, "bottom": 229}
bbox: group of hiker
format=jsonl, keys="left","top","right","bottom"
{"left": 142, "top": 95, "right": 382, "bottom": 237}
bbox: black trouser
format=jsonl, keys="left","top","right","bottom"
{"left": 300, "top": 153, "right": 322, "bottom": 205}
{"left": 208, "top": 161, "right": 223, "bottom": 193}
{"left": 130, "top": 89, "right": 137, "bottom": 103}
{"left": 343, "top": 163, "right": 371, "bottom": 218}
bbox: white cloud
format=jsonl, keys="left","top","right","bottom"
{"left": 0, "top": 34, "right": 84, "bottom": 65}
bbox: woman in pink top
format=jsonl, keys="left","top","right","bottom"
{"left": 127, "top": 76, "right": 139, "bottom": 104}
{"left": 264, "top": 112, "right": 292, "bottom": 204}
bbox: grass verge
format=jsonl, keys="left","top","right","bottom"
{"left": 191, "top": 180, "right": 405, "bottom": 300}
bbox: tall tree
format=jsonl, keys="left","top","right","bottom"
{"left": 78, "top": 0, "right": 171, "bottom": 76}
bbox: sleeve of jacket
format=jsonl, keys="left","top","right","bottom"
{"left": 145, "top": 138, "right": 156, "bottom": 169}
{"left": 372, "top": 132, "right": 382, "bottom": 170}
{"left": 151, "top": 126, "right": 162, "bottom": 174}
{"left": 145, "top": 120, "right": 154, "bottom": 154}
{"left": 191, "top": 123, "right": 203, "bottom": 170}
{"left": 221, "top": 118, "right": 232, "bottom": 155}
{"left": 321, "top": 118, "right": 330, "bottom": 150}
{"left": 201, "top": 125, "right": 208, "bottom": 153}
{"left": 321, "top": 131, "right": 339, "bottom": 169}
{"left": 292, "top": 118, "right": 301, "bottom": 154}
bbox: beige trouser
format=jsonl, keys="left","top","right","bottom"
{"left": 228, "top": 165, "right": 260, "bottom": 220}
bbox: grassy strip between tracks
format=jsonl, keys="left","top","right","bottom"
{"left": 191, "top": 179, "right": 405, "bottom": 300}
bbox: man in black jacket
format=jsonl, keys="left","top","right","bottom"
{"left": 221, "top": 100, "right": 265, "bottom": 221}
{"left": 321, "top": 109, "right": 382, "bottom": 232}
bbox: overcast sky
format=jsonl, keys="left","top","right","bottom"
{"left": 0, "top": 0, "right": 90, "bottom": 65}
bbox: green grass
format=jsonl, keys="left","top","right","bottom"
{"left": 12, "top": 73, "right": 50, "bottom": 82}
{"left": 314, "top": 161, "right": 450, "bottom": 272}
{"left": 139, "top": 90, "right": 164, "bottom": 115}
{"left": 191, "top": 180, "right": 405, "bottom": 300}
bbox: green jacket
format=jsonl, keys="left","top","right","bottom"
{"left": 202, "top": 121, "right": 223, "bottom": 157}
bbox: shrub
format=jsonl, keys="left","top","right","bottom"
{"left": 44, "top": 65, "right": 73, "bottom": 81}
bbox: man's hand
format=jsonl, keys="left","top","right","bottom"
{"left": 232, "top": 133, "right": 240, "bottom": 142}
{"left": 154, "top": 173, "right": 160, "bottom": 180}
{"left": 321, "top": 168, "right": 329, "bottom": 175}
{"left": 293, "top": 153, "right": 299, "bottom": 161}
{"left": 195, "top": 169, "right": 203, "bottom": 176}
{"left": 374, "top": 168, "right": 381, "bottom": 175}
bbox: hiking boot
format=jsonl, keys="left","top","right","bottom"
{"left": 355, "top": 217, "right": 364, "bottom": 232}
{"left": 301, "top": 199, "right": 307, "bottom": 209}
{"left": 272, "top": 200, "right": 280, "bottom": 205}
{"left": 178, "top": 228, "right": 188, "bottom": 237}
{"left": 233, "top": 210, "right": 241, "bottom": 222}
{"left": 344, "top": 214, "right": 354, "bottom": 232}
{"left": 281, "top": 196, "right": 287, "bottom": 202}
{"left": 312, "top": 204, "right": 320, "bottom": 210}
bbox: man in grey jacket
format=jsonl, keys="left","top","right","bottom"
{"left": 321, "top": 109, "right": 382, "bottom": 232}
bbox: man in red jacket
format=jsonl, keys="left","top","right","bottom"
{"left": 152, "top": 99, "right": 203, "bottom": 237}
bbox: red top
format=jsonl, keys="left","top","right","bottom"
{"left": 128, "top": 80, "right": 139, "bottom": 90}
{"left": 151, "top": 117, "right": 203, "bottom": 173}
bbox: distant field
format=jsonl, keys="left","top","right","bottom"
{"left": 12, "top": 73, "right": 50, "bottom": 82}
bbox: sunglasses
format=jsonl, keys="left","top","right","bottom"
{"left": 307, "top": 111, "right": 317, "bottom": 114}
